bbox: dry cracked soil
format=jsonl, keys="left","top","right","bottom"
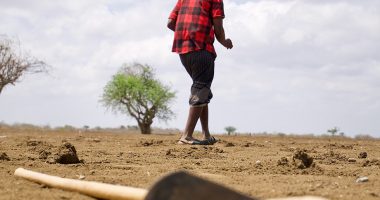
{"left": 0, "top": 129, "right": 379, "bottom": 200}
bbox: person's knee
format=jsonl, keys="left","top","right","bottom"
{"left": 189, "top": 87, "right": 212, "bottom": 106}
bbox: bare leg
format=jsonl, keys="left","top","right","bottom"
{"left": 200, "top": 104, "right": 211, "bottom": 139}
{"left": 180, "top": 106, "right": 203, "bottom": 141}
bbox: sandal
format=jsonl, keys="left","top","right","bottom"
{"left": 200, "top": 136, "right": 218, "bottom": 145}
{"left": 177, "top": 138, "right": 202, "bottom": 145}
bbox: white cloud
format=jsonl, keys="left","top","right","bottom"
{"left": 0, "top": 0, "right": 379, "bottom": 136}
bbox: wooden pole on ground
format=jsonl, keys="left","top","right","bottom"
{"left": 14, "top": 168, "right": 148, "bottom": 200}
{"left": 14, "top": 168, "right": 328, "bottom": 200}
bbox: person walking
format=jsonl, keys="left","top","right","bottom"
{"left": 168, "top": 0, "right": 233, "bottom": 145}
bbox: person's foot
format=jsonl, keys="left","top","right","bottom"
{"left": 178, "top": 136, "right": 201, "bottom": 145}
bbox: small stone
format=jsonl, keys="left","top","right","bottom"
{"left": 255, "top": 160, "right": 262, "bottom": 165}
{"left": 348, "top": 158, "right": 357, "bottom": 163}
{"left": 358, "top": 152, "right": 367, "bottom": 159}
{"left": 356, "top": 176, "right": 369, "bottom": 183}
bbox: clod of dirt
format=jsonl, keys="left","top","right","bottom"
{"left": 139, "top": 140, "right": 163, "bottom": 147}
{"left": 314, "top": 150, "right": 348, "bottom": 165}
{"left": 324, "top": 143, "right": 354, "bottom": 150}
{"left": 26, "top": 140, "right": 43, "bottom": 147}
{"left": 277, "top": 157, "right": 289, "bottom": 166}
{"left": 21, "top": 139, "right": 55, "bottom": 162}
{"left": 362, "top": 159, "right": 380, "bottom": 167}
{"left": 54, "top": 142, "right": 81, "bottom": 164}
{"left": 213, "top": 148, "right": 224, "bottom": 153}
{"left": 292, "top": 150, "right": 314, "bottom": 169}
{"left": 224, "top": 142, "right": 235, "bottom": 147}
{"left": 39, "top": 149, "right": 52, "bottom": 159}
{"left": 242, "top": 142, "right": 255, "bottom": 147}
{"left": 25, "top": 140, "right": 54, "bottom": 156}
{"left": 0, "top": 152, "right": 10, "bottom": 161}
{"left": 242, "top": 143, "right": 250, "bottom": 147}
{"left": 358, "top": 152, "right": 368, "bottom": 159}
{"left": 93, "top": 138, "right": 101, "bottom": 143}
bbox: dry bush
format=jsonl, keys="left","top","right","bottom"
{"left": 0, "top": 36, "right": 48, "bottom": 94}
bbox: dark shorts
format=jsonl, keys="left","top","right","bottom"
{"left": 180, "top": 50, "right": 215, "bottom": 107}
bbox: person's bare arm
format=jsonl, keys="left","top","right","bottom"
{"left": 213, "top": 17, "right": 233, "bottom": 49}
{"left": 167, "top": 19, "right": 176, "bottom": 31}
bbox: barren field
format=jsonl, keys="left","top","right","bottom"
{"left": 0, "top": 129, "right": 379, "bottom": 200}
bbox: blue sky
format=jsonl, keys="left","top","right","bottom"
{"left": 0, "top": 0, "right": 379, "bottom": 137}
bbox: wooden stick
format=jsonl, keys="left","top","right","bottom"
{"left": 15, "top": 168, "right": 328, "bottom": 200}
{"left": 14, "top": 168, "right": 148, "bottom": 200}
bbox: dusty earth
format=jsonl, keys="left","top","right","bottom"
{"left": 0, "top": 128, "right": 379, "bottom": 200}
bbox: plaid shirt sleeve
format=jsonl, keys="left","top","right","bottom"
{"left": 212, "top": 0, "right": 225, "bottom": 18}
{"left": 169, "top": 0, "right": 181, "bottom": 20}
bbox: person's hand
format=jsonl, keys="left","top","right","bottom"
{"left": 222, "top": 38, "right": 233, "bottom": 49}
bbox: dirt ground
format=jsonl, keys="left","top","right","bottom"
{"left": 0, "top": 129, "right": 379, "bottom": 200}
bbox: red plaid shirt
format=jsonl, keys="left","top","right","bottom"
{"left": 169, "top": 0, "right": 225, "bottom": 57}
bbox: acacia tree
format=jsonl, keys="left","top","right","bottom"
{"left": 327, "top": 127, "right": 339, "bottom": 136}
{"left": 225, "top": 126, "right": 237, "bottom": 135}
{"left": 0, "top": 37, "right": 47, "bottom": 94}
{"left": 101, "top": 63, "right": 176, "bottom": 134}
